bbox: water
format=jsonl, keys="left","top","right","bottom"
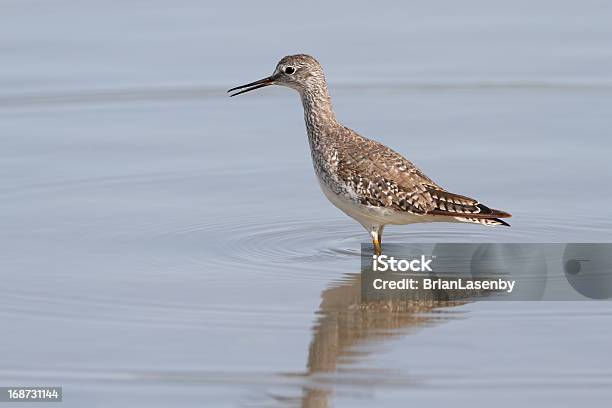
{"left": 1, "top": 1, "right": 612, "bottom": 407}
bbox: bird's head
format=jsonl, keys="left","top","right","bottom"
{"left": 228, "top": 54, "right": 325, "bottom": 96}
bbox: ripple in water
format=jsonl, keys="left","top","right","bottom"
{"left": 149, "top": 210, "right": 612, "bottom": 280}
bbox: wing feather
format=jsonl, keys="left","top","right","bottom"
{"left": 334, "top": 133, "right": 511, "bottom": 219}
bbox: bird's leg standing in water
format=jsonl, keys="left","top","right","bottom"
{"left": 373, "top": 237, "right": 382, "bottom": 256}
{"left": 370, "top": 225, "right": 384, "bottom": 256}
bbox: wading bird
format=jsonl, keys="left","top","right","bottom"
{"left": 228, "top": 54, "right": 511, "bottom": 255}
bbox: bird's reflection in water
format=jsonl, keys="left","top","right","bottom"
{"left": 298, "top": 270, "right": 475, "bottom": 408}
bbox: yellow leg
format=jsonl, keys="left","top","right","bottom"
{"left": 370, "top": 225, "right": 384, "bottom": 256}
{"left": 373, "top": 236, "right": 382, "bottom": 256}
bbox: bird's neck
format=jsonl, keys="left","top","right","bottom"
{"left": 300, "top": 84, "right": 338, "bottom": 150}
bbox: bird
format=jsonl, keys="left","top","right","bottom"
{"left": 228, "top": 54, "right": 511, "bottom": 255}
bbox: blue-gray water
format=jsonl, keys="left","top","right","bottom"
{"left": 1, "top": 1, "right": 612, "bottom": 407}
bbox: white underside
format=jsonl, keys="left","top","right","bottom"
{"left": 318, "top": 179, "right": 459, "bottom": 232}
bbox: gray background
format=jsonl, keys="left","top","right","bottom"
{"left": 1, "top": 1, "right": 612, "bottom": 407}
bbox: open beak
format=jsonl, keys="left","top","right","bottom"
{"left": 227, "top": 75, "right": 277, "bottom": 97}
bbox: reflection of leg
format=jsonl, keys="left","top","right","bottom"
{"left": 370, "top": 225, "right": 385, "bottom": 256}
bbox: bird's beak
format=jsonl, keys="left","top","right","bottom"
{"left": 227, "top": 74, "right": 277, "bottom": 97}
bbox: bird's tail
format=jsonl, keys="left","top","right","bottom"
{"left": 454, "top": 216, "right": 510, "bottom": 227}
{"left": 424, "top": 188, "right": 511, "bottom": 226}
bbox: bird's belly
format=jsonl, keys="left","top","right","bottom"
{"left": 316, "top": 178, "right": 435, "bottom": 228}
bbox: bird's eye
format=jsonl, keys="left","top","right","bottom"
{"left": 284, "top": 66, "right": 295, "bottom": 74}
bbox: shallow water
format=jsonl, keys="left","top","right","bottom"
{"left": 2, "top": 1, "right": 612, "bottom": 407}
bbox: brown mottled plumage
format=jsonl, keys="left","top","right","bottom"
{"left": 229, "top": 54, "right": 511, "bottom": 254}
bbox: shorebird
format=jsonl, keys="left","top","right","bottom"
{"left": 228, "top": 54, "right": 511, "bottom": 255}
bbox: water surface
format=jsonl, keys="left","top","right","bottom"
{"left": 1, "top": 1, "right": 612, "bottom": 407}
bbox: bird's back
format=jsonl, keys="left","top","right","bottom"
{"left": 316, "top": 125, "right": 510, "bottom": 221}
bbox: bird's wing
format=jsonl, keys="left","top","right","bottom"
{"left": 336, "top": 135, "right": 511, "bottom": 219}
{"left": 337, "top": 139, "right": 438, "bottom": 213}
